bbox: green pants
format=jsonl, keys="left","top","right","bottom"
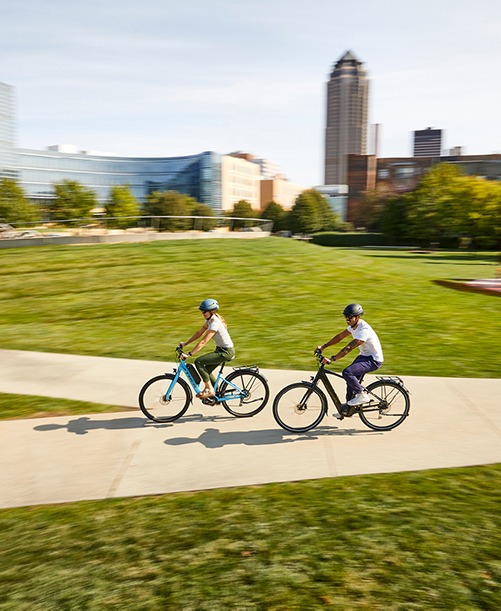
{"left": 195, "top": 347, "right": 235, "bottom": 384}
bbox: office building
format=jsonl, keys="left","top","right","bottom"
{"left": 0, "top": 83, "right": 16, "bottom": 179}
{"left": 260, "top": 178, "right": 306, "bottom": 211}
{"left": 324, "top": 50, "right": 369, "bottom": 185}
{"left": 413, "top": 128, "right": 442, "bottom": 157}
{"left": 15, "top": 146, "right": 225, "bottom": 212}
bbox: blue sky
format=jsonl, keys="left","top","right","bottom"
{"left": 2, "top": 0, "right": 500, "bottom": 186}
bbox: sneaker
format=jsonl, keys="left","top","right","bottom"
{"left": 333, "top": 411, "right": 344, "bottom": 420}
{"left": 347, "top": 392, "right": 370, "bottom": 406}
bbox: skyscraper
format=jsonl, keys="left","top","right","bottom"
{"left": 324, "top": 50, "right": 369, "bottom": 185}
{"left": 0, "top": 82, "right": 16, "bottom": 179}
{"left": 413, "top": 127, "right": 442, "bottom": 157}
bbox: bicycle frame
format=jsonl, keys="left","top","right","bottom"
{"left": 307, "top": 359, "right": 409, "bottom": 416}
{"left": 308, "top": 365, "right": 345, "bottom": 410}
{"left": 163, "top": 358, "right": 251, "bottom": 403}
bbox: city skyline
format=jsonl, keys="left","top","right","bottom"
{"left": 2, "top": 0, "right": 501, "bottom": 187}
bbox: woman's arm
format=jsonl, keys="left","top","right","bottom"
{"left": 189, "top": 329, "right": 216, "bottom": 355}
{"left": 180, "top": 324, "right": 207, "bottom": 347}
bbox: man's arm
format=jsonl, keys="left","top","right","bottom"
{"left": 322, "top": 338, "right": 364, "bottom": 365}
{"left": 318, "top": 329, "right": 350, "bottom": 351}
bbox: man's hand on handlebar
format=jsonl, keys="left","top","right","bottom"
{"left": 314, "top": 347, "right": 333, "bottom": 365}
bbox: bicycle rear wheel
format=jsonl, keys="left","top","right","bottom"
{"left": 138, "top": 374, "right": 191, "bottom": 422}
{"left": 218, "top": 369, "right": 269, "bottom": 417}
{"left": 273, "top": 382, "right": 327, "bottom": 433}
{"left": 358, "top": 379, "right": 410, "bottom": 431}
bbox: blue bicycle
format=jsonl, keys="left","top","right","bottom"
{"left": 139, "top": 347, "right": 270, "bottom": 422}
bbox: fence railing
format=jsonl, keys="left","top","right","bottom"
{"left": 1, "top": 215, "right": 274, "bottom": 236}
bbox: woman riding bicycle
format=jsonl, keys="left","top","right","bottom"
{"left": 179, "top": 298, "right": 235, "bottom": 399}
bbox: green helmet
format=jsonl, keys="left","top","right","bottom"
{"left": 343, "top": 303, "right": 364, "bottom": 317}
{"left": 199, "top": 298, "right": 219, "bottom": 312}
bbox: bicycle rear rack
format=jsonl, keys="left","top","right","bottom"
{"left": 375, "top": 375, "right": 409, "bottom": 393}
{"left": 232, "top": 364, "right": 259, "bottom": 372}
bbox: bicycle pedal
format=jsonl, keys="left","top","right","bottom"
{"left": 202, "top": 397, "right": 217, "bottom": 406}
{"left": 340, "top": 403, "right": 356, "bottom": 417}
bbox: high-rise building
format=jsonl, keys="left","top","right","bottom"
{"left": 0, "top": 83, "right": 16, "bottom": 179}
{"left": 413, "top": 128, "right": 442, "bottom": 157}
{"left": 324, "top": 50, "right": 369, "bottom": 185}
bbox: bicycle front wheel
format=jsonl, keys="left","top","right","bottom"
{"left": 138, "top": 374, "right": 191, "bottom": 422}
{"left": 358, "top": 380, "right": 410, "bottom": 431}
{"left": 273, "top": 382, "right": 327, "bottom": 433}
{"left": 219, "top": 369, "right": 270, "bottom": 417}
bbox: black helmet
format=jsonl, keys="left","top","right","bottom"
{"left": 343, "top": 303, "right": 364, "bottom": 317}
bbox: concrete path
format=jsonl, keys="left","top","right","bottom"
{"left": 0, "top": 349, "right": 500, "bottom": 509}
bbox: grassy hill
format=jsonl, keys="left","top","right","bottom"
{"left": 1, "top": 238, "right": 499, "bottom": 377}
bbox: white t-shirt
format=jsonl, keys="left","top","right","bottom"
{"left": 348, "top": 319, "right": 384, "bottom": 362}
{"left": 208, "top": 315, "right": 234, "bottom": 348}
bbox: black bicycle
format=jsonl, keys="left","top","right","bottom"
{"left": 139, "top": 347, "right": 270, "bottom": 422}
{"left": 273, "top": 349, "right": 410, "bottom": 433}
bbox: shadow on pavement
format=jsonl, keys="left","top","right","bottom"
{"left": 32, "top": 413, "right": 247, "bottom": 435}
{"left": 164, "top": 426, "right": 380, "bottom": 449}
{"left": 34, "top": 416, "right": 149, "bottom": 436}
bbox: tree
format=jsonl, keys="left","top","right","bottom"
{"left": 48, "top": 180, "right": 97, "bottom": 222}
{"left": 0, "top": 178, "right": 39, "bottom": 224}
{"left": 405, "top": 164, "right": 465, "bottom": 244}
{"left": 260, "top": 200, "right": 287, "bottom": 232}
{"left": 459, "top": 176, "right": 501, "bottom": 248}
{"left": 288, "top": 189, "right": 339, "bottom": 234}
{"left": 190, "top": 202, "right": 216, "bottom": 231}
{"left": 353, "top": 186, "right": 394, "bottom": 231}
{"left": 228, "top": 200, "right": 257, "bottom": 229}
{"left": 144, "top": 190, "right": 192, "bottom": 231}
{"left": 380, "top": 195, "right": 409, "bottom": 243}
{"left": 104, "top": 185, "right": 140, "bottom": 229}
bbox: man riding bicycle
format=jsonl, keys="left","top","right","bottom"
{"left": 317, "top": 303, "right": 383, "bottom": 407}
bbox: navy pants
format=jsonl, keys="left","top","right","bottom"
{"left": 342, "top": 355, "right": 382, "bottom": 401}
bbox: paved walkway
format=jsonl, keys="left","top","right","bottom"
{"left": 0, "top": 349, "right": 500, "bottom": 509}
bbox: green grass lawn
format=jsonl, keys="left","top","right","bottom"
{"left": 1, "top": 465, "right": 500, "bottom": 609}
{"left": 1, "top": 238, "right": 499, "bottom": 377}
{"left": 1, "top": 240, "right": 500, "bottom": 608}
{"left": 0, "top": 393, "right": 130, "bottom": 420}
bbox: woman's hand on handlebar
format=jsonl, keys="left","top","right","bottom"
{"left": 175, "top": 345, "right": 189, "bottom": 360}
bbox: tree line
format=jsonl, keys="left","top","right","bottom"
{"left": 0, "top": 178, "right": 341, "bottom": 234}
{"left": 352, "top": 164, "right": 501, "bottom": 249}
{"left": 1, "top": 163, "right": 499, "bottom": 247}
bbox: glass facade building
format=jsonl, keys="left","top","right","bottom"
{"left": 14, "top": 147, "right": 223, "bottom": 213}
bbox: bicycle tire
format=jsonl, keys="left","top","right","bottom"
{"left": 138, "top": 374, "right": 191, "bottom": 422}
{"left": 358, "top": 379, "right": 410, "bottom": 431}
{"left": 273, "top": 382, "right": 327, "bottom": 433}
{"left": 218, "top": 369, "right": 270, "bottom": 417}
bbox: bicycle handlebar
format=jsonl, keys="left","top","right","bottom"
{"left": 175, "top": 346, "right": 189, "bottom": 360}
{"left": 313, "top": 348, "right": 324, "bottom": 361}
